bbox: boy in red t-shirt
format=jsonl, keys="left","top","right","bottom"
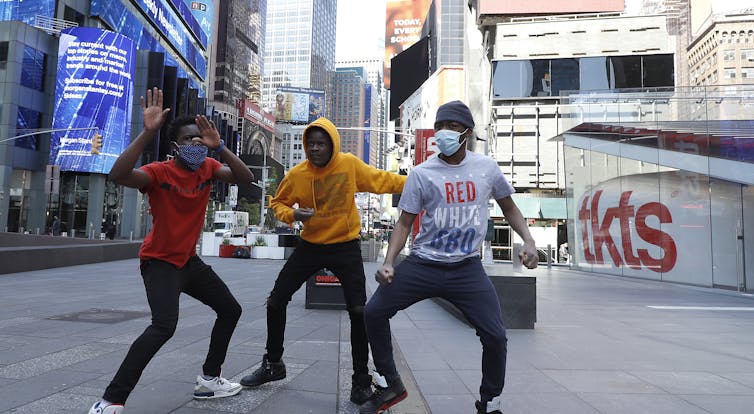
{"left": 89, "top": 88, "right": 254, "bottom": 414}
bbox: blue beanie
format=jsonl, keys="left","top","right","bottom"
{"left": 436, "top": 100, "right": 474, "bottom": 128}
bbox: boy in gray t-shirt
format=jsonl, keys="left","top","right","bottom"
{"left": 360, "top": 101, "right": 538, "bottom": 414}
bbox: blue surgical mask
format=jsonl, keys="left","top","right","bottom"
{"left": 435, "top": 128, "right": 468, "bottom": 156}
{"left": 177, "top": 144, "right": 208, "bottom": 171}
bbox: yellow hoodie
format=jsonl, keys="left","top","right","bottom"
{"left": 270, "top": 117, "right": 407, "bottom": 244}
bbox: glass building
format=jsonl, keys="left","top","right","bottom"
{"left": 0, "top": 0, "right": 237, "bottom": 238}
{"left": 558, "top": 85, "right": 754, "bottom": 291}
{"left": 261, "top": 0, "right": 336, "bottom": 112}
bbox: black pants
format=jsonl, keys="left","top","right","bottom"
{"left": 103, "top": 256, "right": 242, "bottom": 404}
{"left": 265, "top": 239, "right": 369, "bottom": 383}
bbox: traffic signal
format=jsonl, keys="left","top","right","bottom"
{"left": 91, "top": 133, "right": 103, "bottom": 154}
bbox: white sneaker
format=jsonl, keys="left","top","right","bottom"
{"left": 88, "top": 400, "right": 124, "bottom": 414}
{"left": 193, "top": 375, "right": 242, "bottom": 399}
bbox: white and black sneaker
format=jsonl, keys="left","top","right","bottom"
{"left": 88, "top": 401, "right": 124, "bottom": 414}
{"left": 193, "top": 375, "right": 242, "bottom": 399}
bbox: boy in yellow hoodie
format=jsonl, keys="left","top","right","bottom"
{"left": 240, "top": 117, "right": 407, "bottom": 404}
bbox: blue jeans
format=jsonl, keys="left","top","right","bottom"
{"left": 364, "top": 255, "right": 507, "bottom": 402}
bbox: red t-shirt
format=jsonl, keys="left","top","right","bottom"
{"left": 139, "top": 158, "right": 221, "bottom": 267}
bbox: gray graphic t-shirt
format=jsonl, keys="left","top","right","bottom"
{"left": 399, "top": 151, "right": 515, "bottom": 262}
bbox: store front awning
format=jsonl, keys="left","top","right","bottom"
{"left": 554, "top": 120, "right": 754, "bottom": 185}
{"left": 491, "top": 195, "right": 567, "bottom": 219}
{"left": 539, "top": 198, "right": 567, "bottom": 219}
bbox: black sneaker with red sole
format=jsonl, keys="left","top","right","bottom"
{"left": 359, "top": 377, "right": 407, "bottom": 414}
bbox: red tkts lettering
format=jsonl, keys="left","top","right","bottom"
{"left": 579, "top": 190, "right": 677, "bottom": 273}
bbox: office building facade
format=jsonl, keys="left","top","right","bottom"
{"left": 261, "top": 0, "right": 336, "bottom": 113}
{"left": 0, "top": 0, "right": 242, "bottom": 238}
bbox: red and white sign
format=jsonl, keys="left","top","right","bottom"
{"left": 238, "top": 99, "right": 275, "bottom": 133}
{"left": 413, "top": 129, "right": 436, "bottom": 165}
{"left": 573, "top": 171, "right": 726, "bottom": 282}
{"left": 411, "top": 129, "right": 437, "bottom": 238}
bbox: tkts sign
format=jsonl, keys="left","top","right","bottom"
{"left": 574, "top": 171, "right": 723, "bottom": 275}
{"left": 578, "top": 189, "right": 676, "bottom": 272}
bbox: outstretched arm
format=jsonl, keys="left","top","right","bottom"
{"left": 109, "top": 87, "right": 170, "bottom": 189}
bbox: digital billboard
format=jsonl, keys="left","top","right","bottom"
{"left": 49, "top": 27, "right": 135, "bottom": 174}
{"left": 478, "top": 0, "right": 624, "bottom": 15}
{"left": 91, "top": 0, "right": 207, "bottom": 79}
{"left": 384, "top": 0, "right": 431, "bottom": 89}
{"left": 182, "top": 0, "right": 214, "bottom": 45}
{"left": 0, "top": 0, "right": 54, "bottom": 25}
{"left": 274, "top": 87, "right": 325, "bottom": 123}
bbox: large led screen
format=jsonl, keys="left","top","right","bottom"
{"left": 274, "top": 87, "right": 326, "bottom": 124}
{"left": 91, "top": 0, "right": 207, "bottom": 79}
{"left": 0, "top": 0, "right": 54, "bottom": 25}
{"left": 49, "top": 27, "right": 135, "bottom": 174}
{"left": 181, "top": 0, "right": 214, "bottom": 45}
{"left": 384, "top": 0, "right": 431, "bottom": 89}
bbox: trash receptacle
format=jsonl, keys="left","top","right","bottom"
{"left": 305, "top": 268, "right": 346, "bottom": 310}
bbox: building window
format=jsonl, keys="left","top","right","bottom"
{"left": 21, "top": 46, "right": 45, "bottom": 91}
{"left": 723, "top": 50, "right": 736, "bottom": 61}
{"left": 16, "top": 107, "right": 41, "bottom": 150}
{"left": 742, "top": 67, "right": 754, "bottom": 79}
{"left": 0, "top": 41, "right": 8, "bottom": 62}
{"left": 724, "top": 68, "right": 737, "bottom": 79}
{"left": 492, "top": 54, "right": 673, "bottom": 99}
{"left": 742, "top": 49, "right": 754, "bottom": 62}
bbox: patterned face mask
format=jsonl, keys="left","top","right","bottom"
{"left": 176, "top": 144, "right": 208, "bottom": 171}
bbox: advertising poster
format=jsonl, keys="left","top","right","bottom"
{"left": 384, "top": 0, "right": 431, "bottom": 89}
{"left": 274, "top": 87, "right": 326, "bottom": 123}
{"left": 0, "top": 0, "right": 54, "bottom": 25}
{"left": 50, "top": 27, "right": 135, "bottom": 174}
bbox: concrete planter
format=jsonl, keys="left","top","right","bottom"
{"left": 218, "top": 244, "right": 235, "bottom": 258}
{"left": 360, "top": 239, "right": 378, "bottom": 262}
{"left": 252, "top": 246, "right": 286, "bottom": 259}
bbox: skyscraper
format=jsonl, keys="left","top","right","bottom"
{"left": 262, "top": 0, "right": 337, "bottom": 113}
{"left": 211, "top": 0, "right": 266, "bottom": 106}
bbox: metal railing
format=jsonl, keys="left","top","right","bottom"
{"left": 33, "top": 15, "right": 78, "bottom": 35}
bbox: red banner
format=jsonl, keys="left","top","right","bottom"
{"left": 238, "top": 99, "right": 275, "bottom": 133}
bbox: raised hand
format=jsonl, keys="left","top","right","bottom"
{"left": 195, "top": 115, "right": 222, "bottom": 150}
{"left": 141, "top": 87, "right": 170, "bottom": 132}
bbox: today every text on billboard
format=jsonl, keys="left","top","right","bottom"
{"left": 49, "top": 27, "right": 135, "bottom": 174}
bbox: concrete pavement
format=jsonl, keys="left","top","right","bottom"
{"left": 1, "top": 257, "right": 754, "bottom": 413}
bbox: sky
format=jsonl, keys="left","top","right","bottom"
{"left": 335, "top": 0, "right": 386, "bottom": 61}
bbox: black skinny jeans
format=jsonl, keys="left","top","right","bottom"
{"left": 265, "top": 239, "right": 369, "bottom": 383}
{"left": 103, "top": 256, "right": 242, "bottom": 404}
